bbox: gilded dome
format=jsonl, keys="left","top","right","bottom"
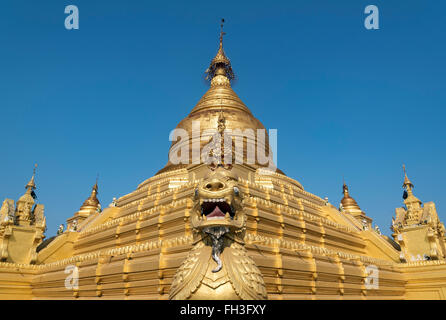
{"left": 80, "top": 182, "right": 100, "bottom": 210}
{"left": 341, "top": 183, "right": 361, "bottom": 210}
{"left": 157, "top": 27, "right": 279, "bottom": 175}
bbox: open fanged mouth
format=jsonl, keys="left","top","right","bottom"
{"left": 201, "top": 199, "right": 234, "bottom": 220}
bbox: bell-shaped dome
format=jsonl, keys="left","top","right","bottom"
{"left": 80, "top": 182, "right": 100, "bottom": 211}
{"left": 341, "top": 183, "right": 361, "bottom": 210}
{"left": 157, "top": 24, "right": 279, "bottom": 175}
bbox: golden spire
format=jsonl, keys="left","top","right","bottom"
{"left": 219, "top": 19, "right": 225, "bottom": 46}
{"left": 156, "top": 19, "right": 283, "bottom": 176}
{"left": 401, "top": 164, "right": 422, "bottom": 208}
{"left": 25, "top": 164, "right": 37, "bottom": 192}
{"left": 205, "top": 18, "right": 235, "bottom": 83}
{"left": 341, "top": 180, "right": 361, "bottom": 210}
{"left": 402, "top": 164, "right": 414, "bottom": 192}
{"left": 80, "top": 178, "right": 100, "bottom": 210}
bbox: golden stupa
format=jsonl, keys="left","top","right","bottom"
{"left": 0, "top": 22, "right": 445, "bottom": 300}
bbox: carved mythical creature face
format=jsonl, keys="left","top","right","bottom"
{"left": 191, "top": 167, "right": 245, "bottom": 232}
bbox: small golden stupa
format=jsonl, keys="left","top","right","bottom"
{"left": 0, "top": 22, "right": 445, "bottom": 300}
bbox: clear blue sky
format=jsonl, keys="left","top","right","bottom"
{"left": 0, "top": 0, "right": 445, "bottom": 237}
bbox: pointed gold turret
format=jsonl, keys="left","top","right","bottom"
{"left": 16, "top": 164, "right": 38, "bottom": 226}
{"left": 79, "top": 181, "right": 100, "bottom": 211}
{"left": 66, "top": 179, "right": 101, "bottom": 232}
{"left": 191, "top": 18, "right": 250, "bottom": 115}
{"left": 341, "top": 182, "right": 361, "bottom": 211}
{"left": 340, "top": 181, "right": 372, "bottom": 229}
{"left": 402, "top": 165, "right": 420, "bottom": 203}
{"left": 205, "top": 19, "right": 235, "bottom": 84}
{"left": 157, "top": 20, "right": 280, "bottom": 175}
{"left": 402, "top": 164, "right": 414, "bottom": 195}
{"left": 400, "top": 165, "right": 422, "bottom": 224}
{"left": 25, "top": 164, "right": 37, "bottom": 192}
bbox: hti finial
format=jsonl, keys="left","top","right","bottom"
{"left": 220, "top": 18, "right": 226, "bottom": 47}
{"left": 25, "top": 163, "right": 37, "bottom": 191}
{"left": 205, "top": 19, "right": 234, "bottom": 83}
{"left": 80, "top": 174, "right": 100, "bottom": 210}
{"left": 342, "top": 177, "right": 349, "bottom": 195}
{"left": 94, "top": 173, "right": 99, "bottom": 190}
{"left": 402, "top": 164, "right": 413, "bottom": 190}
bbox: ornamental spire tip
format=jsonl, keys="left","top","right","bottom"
{"left": 205, "top": 19, "right": 235, "bottom": 83}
